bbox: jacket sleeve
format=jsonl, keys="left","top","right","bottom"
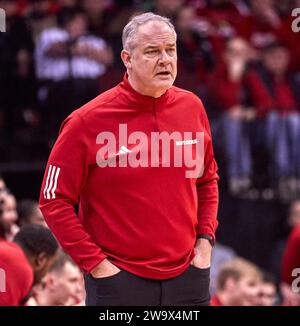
{"left": 39, "top": 113, "right": 107, "bottom": 273}
{"left": 196, "top": 100, "right": 219, "bottom": 243}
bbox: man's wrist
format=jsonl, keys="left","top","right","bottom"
{"left": 196, "top": 234, "right": 215, "bottom": 247}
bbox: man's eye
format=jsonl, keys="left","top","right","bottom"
{"left": 146, "top": 50, "right": 158, "bottom": 54}
{"left": 167, "top": 48, "right": 176, "bottom": 54}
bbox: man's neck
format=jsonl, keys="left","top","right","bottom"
{"left": 127, "top": 74, "right": 166, "bottom": 98}
{"left": 35, "top": 291, "right": 57, "bottom": 306}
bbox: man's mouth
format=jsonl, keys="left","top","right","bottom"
{"left": 156, "top": 71, "right": 171, "bottom": 76}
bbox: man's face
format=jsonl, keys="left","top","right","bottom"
{"left": 50, "top": 262, "right": 83, "bottom": 305}
{"left": 263, "top": 47, "right": 289, "bottom": 77}
{"left": 224, "top": 38, "right": 250, "bottom": 63}
{"left": 67, "top": 14, "right": 87, "bottom": 38}
{"left": 257, "top": 282, "right": 276, "bottom": 306}
{"left": 289, "top": 201, "right": 300, "bottom": 228}
{"left": 0, "top": 194, "right": 18, "bottom": 232}
{"left": 122, "top": 21, "right": 177, "bottom": 98}
{"left": 231, "top": 276, "right": 261, "bottom": 306}
{"left": 176, "top": 7, "right": 197, "bottom": 33}
{"left": 0, "top": 179, "right": 6, "bottom": 193}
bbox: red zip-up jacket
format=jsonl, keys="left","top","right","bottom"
{"left": 0, "top": 239, "right": 34, "bottom": 306}
{"left": 39, "top": 74, "right": 219, "bottom": 280}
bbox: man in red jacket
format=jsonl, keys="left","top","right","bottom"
{"left": 39, "top": 12, "right": 219, "bottom": 306}
{"left": 0, "top": 224, "right": 58, "bottom": 306}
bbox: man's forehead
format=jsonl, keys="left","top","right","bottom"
{"left": 136, "top": 21, "right": 176, "bottom": 46}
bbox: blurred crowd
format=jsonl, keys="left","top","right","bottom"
{"left": 1, "top": 0, "right": 300, "bottom": 306}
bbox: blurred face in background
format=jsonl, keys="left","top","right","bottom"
{"left": 175, "top": 6, "right": 198, "bottom": 33}
{"left": 263, "top": 46, "right": 289, "bottom": 77}
{"left": 83, "top": 0, "right": 107, "bottom": 15}
{"left": 0, "top": 193, "right": 18, "bottom": 233}
{"left": 224, "top": 38, "right": 251, "bottom": 64}
{"left": 288, "top": 200, "right": 300, "bottom": 228}
{"left": 66, "top": 13, "right": 88, "bottom": 38}
{"left": 0, "top": 179, "right": 6, "bottom": 193}
{"left": 227, "top": 275, "right": 262, "bottom": 306}
{"left": 257, "top": 281, "right": 277, "bottom": 306}
{"left": 122, "top": 21, "right": 177, "bottom": 98}
{"left": 58, "top": 0, "right": 77, "bottom": 7}
{"left": 46, "top": 262, "right": 83, "bottom": 306}
{"left": 155, "top": 0, "right": 184, "bottom": 15}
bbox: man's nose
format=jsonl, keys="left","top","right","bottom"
{"left": 158, "top": 50, "right": 171, "bottom": 65}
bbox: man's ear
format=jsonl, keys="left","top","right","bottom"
{"left": 35, "top": 252, "right": 48, "bottom": 270}
{"left": 226, "top": 277, "right": 236, "bottom": 291}
{"left": 44, "top": 273, "right": 55, "bottom": 291}
{"left": 121, "top": 49, "right": 132, "bottom": 70}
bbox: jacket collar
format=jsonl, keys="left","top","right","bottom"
{"left": 119, "top": 73, "right": 172, "bottom": 110}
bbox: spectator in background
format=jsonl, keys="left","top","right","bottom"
{"left": 257, "top": 272, "right": 277, "bottom": 306}
{"left": 210, "top": 242, "right": 236, "bottom": 295}
{"left": 0, "top": 175, "right": 6, "bottom": 193}
{"left": 17, "top": 199, "right": 47, "bottom": 227}
{"left": 193, "top": 0, "right": 249, "bottom": 63}
{"left": 0, "top": 0, "right": 35, "bottom": 161}
{"left": 247, "top": 42, "right": 300, "bottom": 200}
{"left": 82, "top": 0, "right": 114, "bottom": 38}
{"left": 240, "top": 0, "right": 282, "bottom": 50}
{"left": 289, "top": 199, "right": 300, "bottom": 227}
{"left": 211, "top": 257, "right": 262, "bottom": 306}
{"left": 27, "top": 251, "right": 84, "bottom": 306}
{"left": 152, "top": 0, "right": 184, "bottom": 18}
{"left": 0, "top": 192, "right": 19, "bottom": 241}
{"left": 281, "top": 223, "right": 300, "bottom": 287}
{"left": 270, "top": 199, "right": 300, "bottom": 282}
{"left": 103, "top": 0, "right": 141, "bottom": 70}
{"left": 207, "top": 37, "right": 256, "bottom": 196}
{"left": 57, "top": 0, "right": 79, "bottom": 8}
{"left": 25, "top": 0, "right": 58, "bottom": 42}
{"left": 0, "top": 224, "right": 58, "bottom": 306}
{"left": 275, "top": 0, "right": 300, "bottom": 72}
{"left": 173, "top": 5, "right": 214, "bottom": 92}
{"left": 35, "top": 6, "right": 113, "bottom": 143}
{"left": 0, "top": 175, "right": 7, "bottom": 238}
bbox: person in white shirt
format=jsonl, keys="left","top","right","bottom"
{"left": 35, "top": 7, "right": 113, "bottom": 143}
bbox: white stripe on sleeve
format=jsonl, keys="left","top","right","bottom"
{"left": 43, "top": 164, "right": 53, "bottom": 199}
{"left": 46, "top": 165, "right": 56, "bottom": 199}
{"left": 51, "top": 167, "right": 61, "bottom": 199}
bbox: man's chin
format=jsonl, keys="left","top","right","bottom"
{"left": 155, "top": 78, "right": 174, "bottom": 89}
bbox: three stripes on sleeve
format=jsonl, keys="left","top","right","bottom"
{"left": 43, "top": 165, "right": 60, "bottom": 199}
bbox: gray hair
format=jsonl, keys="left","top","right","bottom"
{"left": 122, "top": 12, "right": 177, "bottom": 51}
